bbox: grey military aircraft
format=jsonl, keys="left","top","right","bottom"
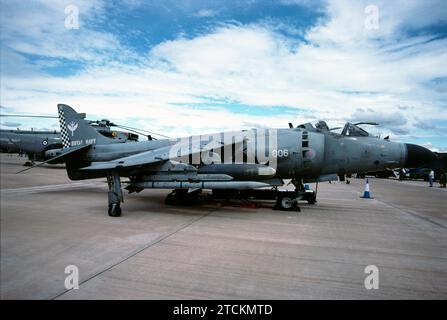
{"left": 21, "top": 104, "right": 436, "bottom": 217}
{"left": 0, "top": 129, "right": 62, "bottom": 165}
{"left": 1, "top": 117, "right": 141, "bottom": 165}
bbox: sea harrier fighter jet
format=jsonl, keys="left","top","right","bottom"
{"left": 21, "top": 104, "right": 436, "bottom": 217}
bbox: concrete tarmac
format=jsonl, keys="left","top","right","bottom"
{"left": 1, "top": 154, "right": 446, "bottom": 299}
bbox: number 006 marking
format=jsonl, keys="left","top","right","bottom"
{"left": 272, "top": 149, "right": 289, "bottom": 157}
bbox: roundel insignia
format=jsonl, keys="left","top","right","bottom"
{"left": 42, "top": 140, "right": 48, "bottom": 146}
{"left": 304, "top": 149, "right": 316, "bottom": 159}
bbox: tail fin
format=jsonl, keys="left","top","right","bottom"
{"left": 58, "top": 104, "right": 114, "bottom": 148}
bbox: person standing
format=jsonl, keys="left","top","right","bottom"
{"left": 439, "top": 170, "right": 446, "bottom": 188}
{"left": 428, "top": 170, "right": 435, "bottom": 187}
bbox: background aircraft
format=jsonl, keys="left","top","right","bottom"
{"left": 1, "top": 129, "right": 62, "bottom": 165}
{"left": 1, "top": 113, "right": 166, "bottom": 165}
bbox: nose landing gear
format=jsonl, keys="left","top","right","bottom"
{"left": 291, "top": 179, "right": 317, "bottom": 205}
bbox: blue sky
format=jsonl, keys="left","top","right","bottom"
{"left": 0, "top": 0, "right": 446, "bottom": 151}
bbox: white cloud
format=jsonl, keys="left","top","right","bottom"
{"left": 421, "top": 142, "right": 447, "bottom": 153}
{"left": 1, "top": 121, "right": 22, "bottom": 128}
{"left": 195, "top": 9, "right": 218, "bottom": 18}
{"left": 0, "top": 0, "right": 129, "bottom": 62}
{"left": 1, "top": 0, "right": 446, "bottom": 147}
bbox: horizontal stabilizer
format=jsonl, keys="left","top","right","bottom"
{"left": 16, "top": 144, "right": 92, "bottom": 174}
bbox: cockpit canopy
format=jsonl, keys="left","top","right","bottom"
{"left": 298, "top": 121, "right": 373, "bottom": 137}
{"left": 340, "top": 122, "right": 370, "bottom": 137}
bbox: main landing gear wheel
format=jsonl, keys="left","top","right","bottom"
{"left": 165, "top": 189, "right": 202, "bottom": 206}
{"left": 107, "top": 171, "right": 123, "bottom": 217}
{"left": 108, "top": 203, "right": 121, "bottom": 217}
{"left": 165, "top": 193, "right": 175, "bottom": 205}
{"left": 275, "top": 195, "right": 299, "bottom": 211}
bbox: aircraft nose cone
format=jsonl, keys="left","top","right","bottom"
{"left": 404, "top": 144, "right": 437, "bottom": 168}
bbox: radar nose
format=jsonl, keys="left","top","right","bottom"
{"left": 404, "top": 144, "right": 437, "bottom": 168}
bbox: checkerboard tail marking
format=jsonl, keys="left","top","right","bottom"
{"left": 58, "top": 105, "right": 71, "bottom": 148}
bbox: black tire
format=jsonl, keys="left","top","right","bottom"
{"left": 307, "top": 194, "right": 316, "bottom": 204}
{"left": 303, "top": 192, "right": 316, "bottom": 204}
{"left": 165, "top": 191, "right": 201, "bottom": 206}
{"left": 276, "top": 196, "right": 297, "bottom": 211}
{"left": 165, "top": 193, "right": 175, "bottom": 205}
{"left": 108, "top": 203, "right": 122, "bottom": 217}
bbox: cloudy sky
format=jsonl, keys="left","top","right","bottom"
{"left": 1, "top": 0, "right": 446, "bottom": 150}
